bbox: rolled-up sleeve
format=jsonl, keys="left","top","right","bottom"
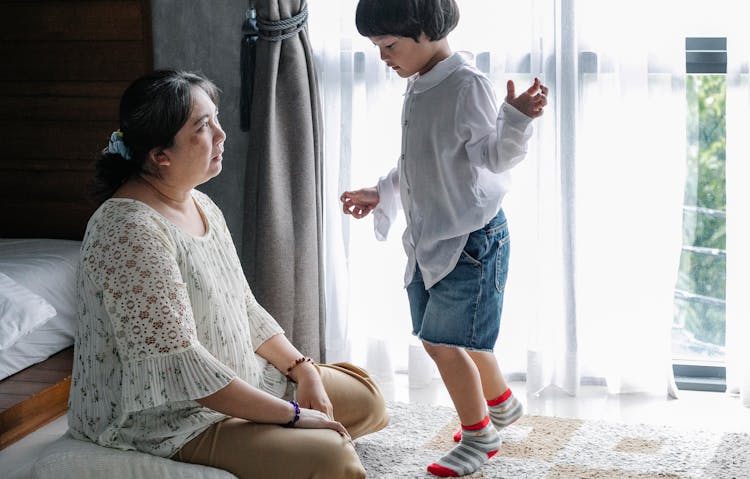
{"left": 373, "top": 167, "right": 401, "bottom": 241}
{"left": 460, "top": 77, "right": 534, "bottom": 174}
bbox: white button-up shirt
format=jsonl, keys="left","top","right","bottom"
{"left": 374, "top": 51, "right": 534, "bottom": 289}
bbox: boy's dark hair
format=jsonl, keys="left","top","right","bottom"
{"left": 355, "top": 0, "right": 459, "bottom": 42}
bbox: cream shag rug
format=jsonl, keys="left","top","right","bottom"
{"left": 355, "top": 402, "right": 750, "bottom": 478}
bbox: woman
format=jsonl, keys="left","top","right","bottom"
{"left": 68, "top": 70, "right": 388, "bottom": 479}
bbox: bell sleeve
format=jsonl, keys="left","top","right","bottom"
{"left": 244, "top": 283, "right": 285, "bottom": 351}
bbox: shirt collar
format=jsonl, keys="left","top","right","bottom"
{"left": 407, "top": 51, "right": 474, "bottom": 94}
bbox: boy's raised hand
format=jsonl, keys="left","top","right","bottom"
{"left": 506, "top": 77, "right": 548, "bottom": 119}
{"left": 341, "top": 187, "right": 380, "bottom": 219}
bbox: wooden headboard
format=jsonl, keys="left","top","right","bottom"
{"left": 0, "top": 0, "right": 154, "bottom": 451}
{"left": 0, "top": 0, "right": 153, "bottom": 240}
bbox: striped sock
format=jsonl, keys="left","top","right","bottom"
{"left": 428, "top": 416, "right": 499, "bottom": 477}
{"left": 453, "top": 389, "right": 523, "bottom": 442}
{"left": 488, "top": 388, "right": 523, "bottom": 428}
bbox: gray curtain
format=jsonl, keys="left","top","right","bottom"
{"left": 241, "top": 0, "right": 325, "bottom": 361}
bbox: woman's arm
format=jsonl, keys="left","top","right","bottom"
{"left": 196, "top": 377, "right": 295, "bottom": 423}
{"left": 196, "top": 376, "right": 349, "bottom": 438}
{"left": 255, "top": 334, "right": 335, "bottom": 419}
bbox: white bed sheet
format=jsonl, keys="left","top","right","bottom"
{"left": 0, "top": 238, "right": 81, "bottom": 380}
{"left": 0, "top": 313, "right": 76, "bottom": 380}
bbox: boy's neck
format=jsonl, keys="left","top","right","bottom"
{"left": 419, "top": 39, "right": 452, "bottom": 76}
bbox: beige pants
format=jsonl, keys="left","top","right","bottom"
{"left": 173, "top": 363, "right": 389, "bottom": 479}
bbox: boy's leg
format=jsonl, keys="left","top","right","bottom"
{"left": 467, "top": 350, "right": 509, "bottom": 399}
{"left": 468, "top": 351, "right": 523, "bottom": 425}
{"left": 423, "top": 342, "right": 500, "bottom": 477}
{"left": 408, "top": 211, "right": 511, "bottom": 476}
{"left": 450, "top": 210, "right": 521, "bottom": 441}
{"left": 423, "top": 343, "right": 486, "bottom": 425}
{"left": 453, "top": 351, "right": 523, "bottom": 441}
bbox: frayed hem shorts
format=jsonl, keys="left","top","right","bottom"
{"left": 407, "top": 209, "right": 510, "bottom": 352}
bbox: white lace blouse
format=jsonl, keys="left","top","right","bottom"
{"left": 68, "top": 190, "right": 287, "bottom": 457}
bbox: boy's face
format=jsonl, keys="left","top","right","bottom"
{"left": 370, "top": 34, "right": 444, "bottom": 78}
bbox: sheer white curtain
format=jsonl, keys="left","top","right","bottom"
{"left": 573, "top": 1, "right": 686, "bottom": 396}
{"left": 725, "top": 17, "right": 750, "bottom": 405}
{"left": 311, "top": 0, "right": 749, "bottom": 404}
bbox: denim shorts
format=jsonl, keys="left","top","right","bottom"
{"left": 406, "top": 209, "right": 510, "bottom": 352}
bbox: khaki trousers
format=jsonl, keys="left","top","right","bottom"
{"left": 173, "top": 363, "right": 389, "bottom": 479}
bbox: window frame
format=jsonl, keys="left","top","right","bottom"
{"left": 674, "top": 36, "right": 727, "bottom": 392}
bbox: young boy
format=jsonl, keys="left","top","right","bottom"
{"left": 341, "top": 0, "right": 547, "bottom": 476}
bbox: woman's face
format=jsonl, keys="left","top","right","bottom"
{"left": 161, "top": 87, "right": 226, "bottom": 186}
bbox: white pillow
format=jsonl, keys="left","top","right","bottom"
{"left": 0, "top": 238, "right": 80, "bottom": 323}
{"left": 0, "top": 272, "right": 57, "bottom": 350}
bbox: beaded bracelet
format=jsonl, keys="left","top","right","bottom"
{"left": 283, "top": 400, "right": 300, "bottom": 428}
{"left": 285, "top": 356, "right": 313, "bottom": 379}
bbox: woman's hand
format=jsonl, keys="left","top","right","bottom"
{"left": 506, "top": 77, "right": 548, "bottom": 118}
{"left": 295, "top": 406, "right": 351, "bottom": 440}
{"left": 295, "top": 367, "right": 335, "bottom": 419}
{"left": 341, "top": 187, "right": 379, "bottom": 219}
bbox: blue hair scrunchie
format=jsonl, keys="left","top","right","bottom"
{"left": 108, "top": 130, "right": 132, "bottom": 161}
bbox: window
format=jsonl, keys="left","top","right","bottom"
{"left": 673, "top": 37, "right": 727, "bottom": 391}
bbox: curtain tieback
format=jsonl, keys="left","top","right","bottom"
{"left": 257, "top": 5, "right": 309, "bottom": 42}
{"left": 239, "top": 5, "right": 309, "bottom": 131}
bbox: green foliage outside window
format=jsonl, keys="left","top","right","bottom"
{"left": 674, "top": 74, "right": 726, "bottom": 357}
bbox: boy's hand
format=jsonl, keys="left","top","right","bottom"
{"left": 506, "top": 77, "right": 548, "bottom": 118}
{"left": 341, "top": 187, "right": 379, "bottom": 219}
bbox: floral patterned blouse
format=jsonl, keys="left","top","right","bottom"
{"left": 68, "top": 190, "right": 288, "bottom": 457}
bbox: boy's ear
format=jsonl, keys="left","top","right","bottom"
{"left": 148, "top": 147, "right": 171, "bottom": 167}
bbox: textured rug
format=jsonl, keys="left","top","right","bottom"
{"left": 355, "top": 402, "right": 750, "bottom": 478}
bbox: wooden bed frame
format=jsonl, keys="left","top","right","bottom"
{"left": 0, "top": 348, "right": 73, "bottom": 450}
{"left": 0, "top": 0, "right": 152, "bottom": 450}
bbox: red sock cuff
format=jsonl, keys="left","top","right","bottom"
{"left": 487, "top": 388, "right": 513, "bottom": 407}
{"left": 427, "top": 463, "right": 459, "bottom": 477}
{"left": 462, "top": 415, "right": 490, "bottom": 431}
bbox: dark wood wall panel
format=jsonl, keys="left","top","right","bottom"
{"left": 0, "top": 97, "right": 119, "bottom": 121}
{"left": 0, "top": 2, "right": 146, "bottom": 41}
{"left": 0, "top": 171, "right": 98, "bottom": 200}
{"left": 3, "top": 121, "right": 118, "bottom": 161}
{"left": 4, "top": 81, "right": 130, "bottom": 98}
{"left": 0, "top": 42, "right": 150, "bottom": 81}
{"left": 6, "top": 203, "right": 94, "bottom": 240}
{"left": 0, "top": 0, "right": 152, "bottom": 240}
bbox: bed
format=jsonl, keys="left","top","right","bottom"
{"left": 0, "top": 238, "right": 81, "bottom": 450}
{"left": 0, "top": 239, "right": 237, "bottom": 479}
{"left": 0, "top": 0, "right": 157, "bottom": 463}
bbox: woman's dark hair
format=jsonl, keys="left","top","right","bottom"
{"left": 91, "top": 70, "right": 220, "bottom": 204}
{"left": 355, "top": 0, "right": 459, "bottom": 42}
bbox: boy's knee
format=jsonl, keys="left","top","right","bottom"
{"left": 422, "top": 341, "right": 459, "bottom": 361}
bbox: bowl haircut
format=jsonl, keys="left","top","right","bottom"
{"left": 355, "top": 0, "right": 459, "bottom": 42}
